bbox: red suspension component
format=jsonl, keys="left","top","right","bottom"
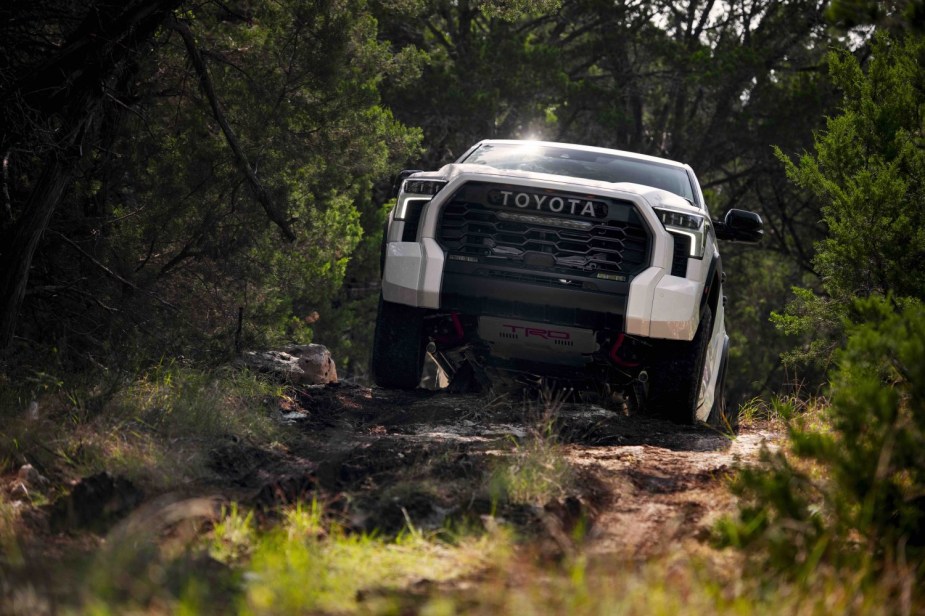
{"left": 432, "top": 312, "right": 465, "bottom": 345}
{"left": 609, "top": 333, "right": 640, "bottom": 368}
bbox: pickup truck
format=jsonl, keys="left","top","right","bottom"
{"left": 372, "top": 139, "right": 762, "bottom": 426}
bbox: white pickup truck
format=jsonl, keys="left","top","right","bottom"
{"left": 372, "top": 140, "right": 762, "bottom": 426}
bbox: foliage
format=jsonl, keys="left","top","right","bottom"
{"left": 0, "top": 363, "right": 283, "bottom": 489}
{"left": 772, "top": 33, "right": 925, "bottom": 366}
{"left": 827, "top": 0, "right": 925, "bottom": 32}
{"left": 0, "top": 0, "right": 421, "bottom": 369}
{"left": 719, "top": 296, "right": 925, "bottom": 592}
{"left": 723, "top": 249, "right": 821, "bottom": 403}
{"left": 112, "top": 0, "right": 421, "bottom": 355}
{"left": 236, "top": 501, "right": 505, "bottom": 614}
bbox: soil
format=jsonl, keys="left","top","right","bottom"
{"left": 3, "top": 382, "right": 782, "bottom": 608}
{"left": 267, "top": 384, "right": 778, "bottom": 555}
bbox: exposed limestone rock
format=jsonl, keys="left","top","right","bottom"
{"left": 17, "top": 464, "right": 48, "bottom": 488}
{"left": 241, "top": 343, "right": 338, "bottom": 385}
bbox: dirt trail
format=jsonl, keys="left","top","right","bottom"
{"left": 275, "top": 385, "right": 781, "bottom": 556}
{"left": 12, "top": 383, "right": 780, "bottom": 567}
{"left": 564, "top": 420, "right": 777, "bottom": 558}
{"left": 2, "top": 382, "right": 784, "bottom": 614}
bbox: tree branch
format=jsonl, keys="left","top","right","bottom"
{"left": 168, "top": 15, "right": 296, "bottom": 241}
{"left": 50, "top": 230, "right": 178, "bottom": 311}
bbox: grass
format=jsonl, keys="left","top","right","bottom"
{"left": 488, "top": 386, "right": 577, "bottom": 507}
{"left": 13, "top": 494, "right": 917, "bottom": 615}
{"left": 488, "top": 436, "right": 575, "bottom": 506}
{"left": 738, "top": 391, "right": 829, "bottom": 428}
{"left": 430, "top": 546, "right": 904, "bottom": 616}
{"left": 78, "top": 498, "right": 512, "bottom": 614}
{"left": 239, "top": 506, "right": 508, "bottom": 614}
{"left": 0, "top": 361, "right": 285, "bottom": 492}
{"left": 211, "top": 503, "right": 258, "bottom": 565}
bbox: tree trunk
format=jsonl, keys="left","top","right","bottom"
{"left": 0, "top": 156, "right": 76, "bottom": 347}
{"left": 0, "top": 0, "right": 182, "bottom": 350}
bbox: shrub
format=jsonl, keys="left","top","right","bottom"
{"left": 772, "top": 33, "right": 925, "bottom": 368}
{"left": 719, "top": 296, "right": 925, "bottom": 591}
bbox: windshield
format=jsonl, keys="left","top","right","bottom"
{"left": 460, "top": 143, "right": 696, "bottom": 204}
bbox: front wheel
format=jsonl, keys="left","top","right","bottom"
{"left": 647, "top": 306, "right": 712, "bottom": 425}
{"left": 370, "top": 294, "right": 425, "bottom": 389}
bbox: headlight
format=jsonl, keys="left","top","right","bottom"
{"left": 402, "top": 179, "right": 446, "bottom": 196}
{"left": 654, "top": 207, "right": 707, "bottom": 258}
{"left": 395, "top": 179, "right": 447, "bottom": 220}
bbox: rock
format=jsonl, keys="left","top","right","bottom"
{"left": 284, "top": 344, "right": 338, "bottom": 384}
{"left": 7, "top": 464, "right": 49, "bottom": 499}
{"left": 240, "top": 343, "right": 337, "bottom": 385}
{"left": 420, "top": 354, "right": 449, "bottom": 390}
{"left": 16, "top": 464, "right": 48, "bottom": 488}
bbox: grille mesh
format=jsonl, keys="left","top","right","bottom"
{"left": 437, "top": 184, "right": 649, "bottom": 277}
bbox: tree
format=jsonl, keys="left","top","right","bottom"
{"left": 721, "top": 296, "right": 925, "bottom": 587}
{"left": 0, "top": 0, "right": 183, "bottom": 350}
{"left": 773, "top": 33, "right": 925, "bottom": 365}
{"left": 0, "top": 0, "right": 421, "bottom": 366}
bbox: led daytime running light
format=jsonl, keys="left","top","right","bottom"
{"left": 655, "top": 208, "right": 703, "bottom": 230}
{"left": 654, "top": 207, "right": 707, "bottom": 259}
{"left": 402, "top": 179, "right": 446, "bottom": 196}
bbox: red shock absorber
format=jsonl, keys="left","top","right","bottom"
{"left": 609, "top": 333, "right": 640, "bottom": 368}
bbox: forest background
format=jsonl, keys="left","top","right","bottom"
{"left": 2, "top": 0, "right": 900, "bottom": 402}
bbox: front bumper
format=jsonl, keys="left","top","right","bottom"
{"left": 382, "top": 239, "right": 701, "bottom": 341}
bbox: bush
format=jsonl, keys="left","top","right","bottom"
{"left": 772, "top": 33, "right": 925, "bottom": 368}
{"left": 720, "top": 296, "right": 925, "bottom": 589}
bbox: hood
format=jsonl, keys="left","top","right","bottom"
{"left": 411, "top": 163, "right": 701, "bottom": 211}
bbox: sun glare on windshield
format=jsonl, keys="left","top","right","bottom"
{"left": 461, "top": 143, "right": 697, "bottom": 204}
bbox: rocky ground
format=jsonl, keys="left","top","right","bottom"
{"left": 233, "top": 384, "right": 777, "bottom": 556}
{"left": 2, "top": 382, "right": 782, "bottom": 611}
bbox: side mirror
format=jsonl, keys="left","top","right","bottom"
{"left": 714, "top": 209, "right": 763, "bottom": 243}
{"left": 392, "top": 169, "right": 422, "bottom": 197}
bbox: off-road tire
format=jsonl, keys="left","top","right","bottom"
{"left": 647, "top": 306, "right": 712, "bottom": 425}
{"left": 371, "top": 294, "right": 425, "bottom": 389}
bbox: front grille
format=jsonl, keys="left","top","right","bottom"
{"left": 437, "top": 182, "right": 650, "bottom": 277}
